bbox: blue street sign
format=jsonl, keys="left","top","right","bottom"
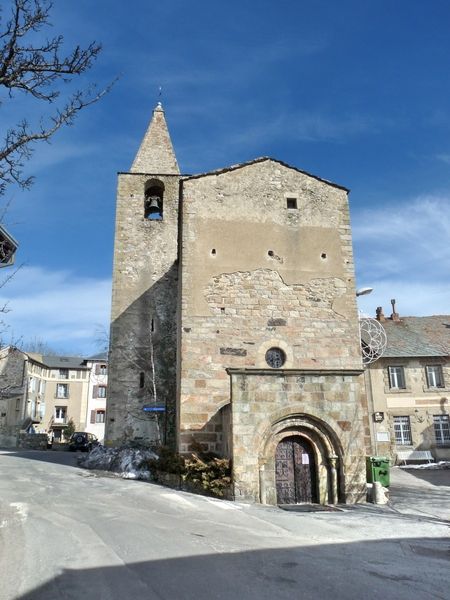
{"left": 143, "top": 406, "right": 166, "bottom": 412}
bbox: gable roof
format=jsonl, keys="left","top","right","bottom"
{"left": 85, "top": 352, "right": 108, "bottom": 362}
{"left": 26, "top": 353, "right": 89, "bottom": 369}
{"left": 365, "top": 316, "right": 450, "bottom": 358}
{"left": 183, "top": 157, "right": 349, "bottom": 192}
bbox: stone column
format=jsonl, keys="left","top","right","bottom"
{"left": 328, "top": 454, "right": 339, "bottom": 504}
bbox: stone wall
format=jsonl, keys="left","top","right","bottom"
{"left": 106, "top": 172, "right": 180, "bottom": 446}
{"left": 178, "top": 159, "right": 363, "bottom": 454}
{"left": 17, "top": 433, "right": 48, "bottom": 450}
{"left": 229, "top": 370, "right": 369, "bottom": 504}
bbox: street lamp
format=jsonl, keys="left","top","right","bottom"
{"left": 356, "top": 287, "right": 373, "bottom": 297}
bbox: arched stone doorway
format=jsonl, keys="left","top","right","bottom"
{"left": 275, "top": 436, "right": 317, "bottom": 504}
{"left": 259, "top": 414, "right": 343, "bottom": 505}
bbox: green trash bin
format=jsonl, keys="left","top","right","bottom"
{"left": 366, "top": 456, "right": 390, "bottom": 488}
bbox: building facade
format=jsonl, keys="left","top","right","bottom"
{"left": 84, "top": 353, "right": 108, "bottom": 442}
{"left": 365, "top": 312, "right": 450, "bottom": 461}
{"left": 107, "top": 103, "right": 371, "bottom": 504}
{"left": 0, "top": 348, "right": 107, "bottom": 445}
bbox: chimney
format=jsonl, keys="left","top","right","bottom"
{"left": 376, "top": 306, "right": 386, "bottom": 322}
{"left": 390, "top": 298, "right": 400, "bottom": 322}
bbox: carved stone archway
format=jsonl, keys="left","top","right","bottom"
{"left": 259, "top": 414, "right": 343, "bottom": 505}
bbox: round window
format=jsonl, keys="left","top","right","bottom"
{"left": 265, "top": 347, "right": 286, "bottom": 368}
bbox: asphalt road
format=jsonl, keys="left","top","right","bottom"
{"left": 0, "top": 450, "right": 448, "bottom": 600}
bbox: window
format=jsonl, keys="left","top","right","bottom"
{"left": 265, "top": 347, "right": 286, "bottom": 368}
{"left": 393, "top": 416, "right": 412, "bottom": 445}
{"left": 54, "top": 406, "right": 67, "bottom": 423}
{"left": 39, "top": 380, "right": 46, "bottom": 395}
{"left": 388, "top": 366, "right": 406, "bottom": 389}
{"left": 29, "top": 377, "right": 36, "bottom": 393}
{"left": 59, "top": 368, "right": 69, "bottom": 379}
{"left": 97, "top": 386, "right": 107, "bottom": 398}
{"left": 99, "top": 364, "right": 107, "bottom": 375}
{"left": 38, "top": 402, "right": 45, "bottom": 419}
{"left": 433, "top": 415, "right": 450, "bottom": 446}
{"left": 426, "top": 365, "right": 444, "bottom": 388}
{"left": 286, "top": 198, "right": 297, "bottom": 209}
{"left": 95, "top": 410, "right": 106, "bottom": 424}
{"left": 56, "top": 383, "right": 69, "bottom": 399}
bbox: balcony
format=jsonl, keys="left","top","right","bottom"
{"left": 50, "top": 416, "right": 69, "bottom": 427}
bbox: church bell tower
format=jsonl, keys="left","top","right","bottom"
{"left": 106, "top": 103, "right": 180, "bottom": 446}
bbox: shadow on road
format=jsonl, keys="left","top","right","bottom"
{"left": 0, "top": 449, "right": 80, "bottom": 468}
{"left": 15, "top": 537, "right": 449, "bottom": 600}
{"left": 398, "top": 468, "right": 450, "bottom": 488}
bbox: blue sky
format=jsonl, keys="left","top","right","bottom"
{"left": 1, "top": 0, "right": 450, "bottom": 355}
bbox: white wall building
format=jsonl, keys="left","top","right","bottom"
{"left": 84, "top": 353, "right": 108, "bottom": 442}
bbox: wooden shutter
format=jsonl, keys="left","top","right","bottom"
{"left": 93, "top": 385, "right": 98, "bottom": 398}
{"left": 95, "top": 363, "right": 100, "bottom": 375}
{"left": 90, "top": 410, "right": 96, "bottom": 424}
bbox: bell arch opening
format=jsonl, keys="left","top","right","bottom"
{"left": 144, "top": 179, "right": 165, "bottom": 220}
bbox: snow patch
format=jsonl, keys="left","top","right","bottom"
{"left": 398, "top": 461, "right": 450, "bottom": 470}
{"left": 77, "top": 445, "right": 157, "bottom": 481}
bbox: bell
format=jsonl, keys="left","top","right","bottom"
{"left": 146, "top": 196, "right": 161, "bottom": 214}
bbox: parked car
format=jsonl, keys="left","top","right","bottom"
{"left": 69, "top": 432, "right": 99, "bottom": 452}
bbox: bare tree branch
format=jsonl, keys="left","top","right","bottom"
{"left": 0, "top": 0, "right": 113, "bottom": 195}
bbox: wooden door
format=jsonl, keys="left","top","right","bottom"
{"left": 275, "top": 436, "right": 317, "bottom": 504}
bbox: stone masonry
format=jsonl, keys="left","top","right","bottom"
{"left": 107, "top": 104, "right": 370, "bottom": 504}
{"left": 107, "top": 104, "right": 180, "bottom": 446}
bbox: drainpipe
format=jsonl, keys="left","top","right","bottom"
{"left": 21, "top": 356, "right": 29, "bottom": 422}
{"left": 364, "top": 367, "right": 378, "bottom": 455}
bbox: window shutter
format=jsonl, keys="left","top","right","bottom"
{"left": 93, "top": 385, "right": 98, "bottom": 398}
{"left": 95, "top": 363, "right": 100, "bottom": 375}
{"left": 90, "top": 410, "right": 96, "bottom": 424}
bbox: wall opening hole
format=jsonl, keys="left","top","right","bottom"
{"left": 268, "top": 250, "right": 274, "bottom": 257}
{"left": 286, "top": 198, "right": 297, "bottom": 209}
{"left": 139, "top": 372, "right": 145, "bottom": 389}
{"left": 220, "top": 307, "right": 225, "bottom": 314}
{"left": 321, "top": 253, "right": 327, "bottom": 260}
{"left": 211, "top": 249, "right": 216, "bottom": 256}
{"left": 150, "top": 318, "right": 155, "bottom": 332}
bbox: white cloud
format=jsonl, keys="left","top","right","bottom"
{"left": 436, "top": 153, "right": 450, "bottom": 165}
{"left": 0, "top": 267, "right": 111, "bottom": 355}
{"left": 353, "top": 195, "right": 450, "bottom": 317}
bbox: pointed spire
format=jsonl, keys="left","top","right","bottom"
{"left": 131, "top": 102, "right": 179, "bottom": 174}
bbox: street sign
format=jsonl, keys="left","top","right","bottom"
{"left": 142, "top": 405, "right": 166, "bottom": 412}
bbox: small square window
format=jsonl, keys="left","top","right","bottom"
{"left": 388, "top": 366, "right": 406, "bottom": 389}
{"left": 96, "top": 410, "right": 106, "bottom": 424}
{"left": 286, "top": 198, "right": 297, "bottom": 209}
{"left": 56, "top": 383, "right": 69, "bottom": 399}
{"left": 426, "top": 365, "right": 444, "bottom": 388}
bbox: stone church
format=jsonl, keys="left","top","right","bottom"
{"left": 106, "top": 103, "right": 370, "bottom": 505}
